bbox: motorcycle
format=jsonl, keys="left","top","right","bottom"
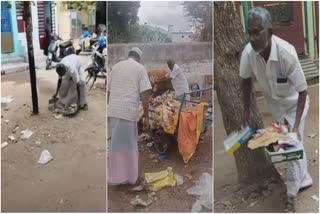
{"left": 46, "top": 33, "right": 76, "bottom": 70}
{"left": 84, "top": 35, "right": 107, "bottom": 91}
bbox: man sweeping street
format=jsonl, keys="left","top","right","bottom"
{"left": 240, "top": 7, "right": 312, "bottom": 212}
{"left": 107, "top": 47, "right": 151, "bottom": 185}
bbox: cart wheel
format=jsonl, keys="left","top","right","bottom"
{"left": 153, "top": 129, "right": 168, "bottom": 154}
{"left": 85, "top": 68, "right": 96, "bottom": 92}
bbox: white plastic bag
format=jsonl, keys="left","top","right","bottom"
{"left": 187, "top": 173, "right": 212, "bottom": 212}
{"left": 38, "top": 150, "right": 53, "bottom": 164}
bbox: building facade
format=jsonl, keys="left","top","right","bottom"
{"left": 236, "top": 1, "right": 319, "bottom": 60}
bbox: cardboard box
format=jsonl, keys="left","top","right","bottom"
{"left": 265, "top": 144, "right": 304, "bottom": 163}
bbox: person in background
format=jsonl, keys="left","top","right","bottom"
{"left": 44, "top": 17, "right": 51, "bottom": 56}
{"left": 156, "top": 59, "right": 190, "bottom": 100}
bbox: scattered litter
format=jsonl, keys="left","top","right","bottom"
{"left": 4, "top": 119, "right": 9, "bottom": 123}
{"left": 59, "top": 198, "right": 64, "bottom": 204}
{"left": 1, "top": 96, "right": 14, "bottom": 104}
{"left": 1, "top": 142, "right": 9, "bottom": 149}
{"left": 8, "top": 135, "right": 17, "bottom": 143}
{"left": 174, "top": 173, "right": 184, "bottom": 186}
{"left": 35, "top": 141, "right": 41, "bottom": 145}
{"left": 159, "top": 152, "right": 166, "bottom": 161}
{"left": 247, "top": 200, "right": 259, "bottom": 208}
{"left": 311, "top": 195, "right": 319, "bottom": 201}
{"left": 138, "top": 133, "right": 151, "bottom": 142}
{"left": 152, "top": 159, "right": 159, "bottom": 163}
{"left": 316, "top": 150, "right": 318, "bottom": 154}
{"left": 130, "top": 185, "right": 144, "bottom": 191}
{"left": 191, "top": 200, "right": 202, "bottom": 212}
{"left": 130, "top": 192, "right": 156, "bottom": 207}
{"left": 13, "top": 125, "right": 19, "bottom": 131}
{"left": 38, "top": 150, "right": 53, "bottom": 164}
{"left": 187, "top": 173, "right": 212, "bottom": 212}
{"left": 146, "top": 142, "right": 154, "bottom": 147}
{"left": 216, "top": 200, "right": 234, "bottom": 209}
{"left": 4, "top": 108, "right": 9, "bottom": 111}
{"left": 54, "top": 114, "right": 63, "bottom": 119}
{"left": 144, "top": 167, "right": 176, "bottom": 192}
{"left": 308, "top": 133, "right": 317, "bottom": 138}
{"left": 21, "top": 129, "right": 34, "bottom": 139}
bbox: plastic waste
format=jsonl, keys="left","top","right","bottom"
{"left": 1, "top": 142, "right": 9, "bottom": 149}
{"left": 187, "top": 173, "right": 212, "bottom": 212}
{"left": 174, "top": 173, "right": 184, "bottom": 186}
{"left": 38, "top": 150, "right": 53, "bottom": 164}
{"left": 130, "top": 192, "right": 156, "bottom": 207}
{"left": 1, "top": 96, "right": 14, "bottom": 104}
{"left": 144, "top": 167, "right": 176, "bottom": 192}
{"left": 21, "top": 129, "right": 34, "bottom": 139}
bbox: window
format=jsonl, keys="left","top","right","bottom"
{"left": 264, "top": 2, "right": 293, "bottom": 27}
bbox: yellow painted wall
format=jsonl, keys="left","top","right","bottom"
{"left": 57, "top": 2, "right": 71, "bottom": 41}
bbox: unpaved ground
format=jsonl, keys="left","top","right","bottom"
{"left": 214, "top": 83, "right": 319, "bottom": 213}
{"left": 1, "top": 70, "right": 106, "bottom": 211}
{"left": 107, "top": 94, "right": 213, "bottom": 212}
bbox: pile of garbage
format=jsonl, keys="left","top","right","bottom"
{"left": 149, "top": 91, "right": 175, "bottom": 108}
{"left": 248, "top": 122, "right": 291, "bottom": 150}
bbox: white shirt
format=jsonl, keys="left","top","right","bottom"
{"left": 240, "top": 35, "right": 309, "bottom": 127}
{"left": 60, "top": 54, "right": 81, "bottom": 84}
{"left": 166, "top": 64, "right": 189, "bottom": 97}
{"left": 108, "top": 58, "right": 152, "bottom": 121}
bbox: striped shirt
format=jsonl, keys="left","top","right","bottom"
{"left": 108, "top": 58, "right": 152, "bottom": 121}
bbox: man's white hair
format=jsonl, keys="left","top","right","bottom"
{"left": 248, "top": 7, "right": 272, "bottom": 29}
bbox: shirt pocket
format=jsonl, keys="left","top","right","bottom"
{"left": 275, "top": 78, "right": 290, "bottom": 97}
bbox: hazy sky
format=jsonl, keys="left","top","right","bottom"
{"left": 138, "top": 1, "right": 193, "bottom": 32}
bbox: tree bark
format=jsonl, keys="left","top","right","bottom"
{"left": 214, "top": 2, "right": 280, "bottom": 184}
{"left": 24, "top": 1, "right": 39, "bottom": 114}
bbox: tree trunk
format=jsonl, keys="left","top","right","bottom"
{"left": 214, "top": 2, "right": 280, "bottom": 184}
{"left": 24, "top": 1, "right": 39, "bottom": 114}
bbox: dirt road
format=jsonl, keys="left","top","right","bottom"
{"left": 214, "top": 83, "right": 319, "bottom": 213}
{"left": 1, "top": 71, "right": 106, "bottom": 212}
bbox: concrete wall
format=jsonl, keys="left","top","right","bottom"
{"left": 108, "top": 42, "right": 212, "bottom": 74}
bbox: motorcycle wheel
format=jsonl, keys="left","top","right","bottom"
{"left": 85, "top": 67, "right": 97, "bottom": 92}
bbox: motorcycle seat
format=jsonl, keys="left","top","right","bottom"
{"left": 59, "top": 40, "right": 72, "bottom": 48}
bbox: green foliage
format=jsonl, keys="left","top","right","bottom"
{"left": 182, "top": 1, "right": 212, "bottom": 41}
{"left": 63, "top": 1, "right": 96, "bottom": 11}
{"left": 108, "top": 1, "right": 141, "bottom": 43}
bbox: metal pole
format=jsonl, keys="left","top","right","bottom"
{"left": 24, "top": 1, "right": 39, "bottom": 114}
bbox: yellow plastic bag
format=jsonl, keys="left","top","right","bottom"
{"left": 144, "top": 167, "right": 176, "bottom": 192}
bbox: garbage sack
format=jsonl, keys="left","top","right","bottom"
{"left": 144, "top": 167, "right": 176, "bottom": 192}
{"left": 177, "top": 103, "right": 204, "bottom": 163}
{"left": 187, "top": 173, "right": 212, "bottom": 212}
{"left": 38, "top": 150, "right": 53, "bottom": 164}
{"left": 286, "top": 133, "right": 313, "bottom": 197}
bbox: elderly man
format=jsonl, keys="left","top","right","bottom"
{"left": 157, "top": 59, "right": 190, "bottom": 100}
{"left": 240, "top": 7, "right": 312, "bottom": 212}
{"left": 107, "top": 47, "right": 151, "bottom": 185}
{"left": 53, "top": 48, "right": 88, "bottom": 113}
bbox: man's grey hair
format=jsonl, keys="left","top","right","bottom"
{"left": 248, "top": 7, "right": 272, "bottom": 29}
